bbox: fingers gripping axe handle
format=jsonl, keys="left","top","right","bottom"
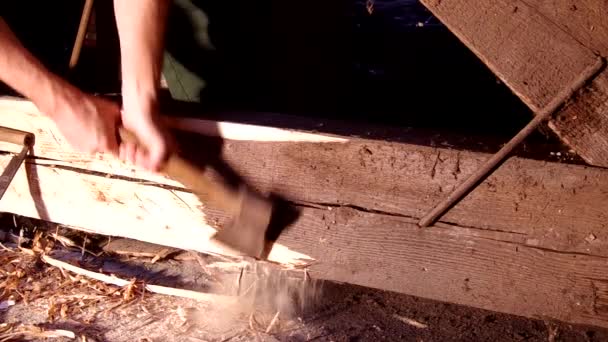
{"left": 117, "top": 127, "right": 272, "bottom": 258}
{"left": 117, "top": 127, "right": 242, "bottom": 214}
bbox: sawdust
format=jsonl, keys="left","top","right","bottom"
{"left": 185, "top": 259, "right": 324, "bottom": 337}
{"left": 0, "top": 219, "right": 324, "bottom": 341}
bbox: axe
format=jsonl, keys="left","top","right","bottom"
{"left": 118, "top": 127, "right": 273, "bottom": 259}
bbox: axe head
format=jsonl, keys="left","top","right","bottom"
{"left": 210, "top": 187, "right": 273, "bottom": 259}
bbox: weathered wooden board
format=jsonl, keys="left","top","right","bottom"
{"left": 420, "top": 0, "right": 608, "bottom": 168}
{"left": 1, "top": 98, "right": 608, "bottom": 327}
{"left": 2, "top": 148, "right": 608, "bottom": 328}
{"left": 550, "top": 70, "right": 608, "bottom": 167}
{"left": 1, "top": 98, "right": 606, "bottom": 256}
{"left": 419, "top": 0, "right": 598, "bottom": 112}
{"left": 525, "top": 0, "right": 608, "bottom": 56}
{"left": 280, "top": 208, "right": 608, "bottom": 329}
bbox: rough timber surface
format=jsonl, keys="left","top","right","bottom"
{"left": 550, "top": 70, "right": 608, "bottom": 167}
{"left": 420, "top": 0, "right": 608, "bottom": 167}
{"left": 1, "top": 98, "right": 608, "bottom": 328}
{"left": 524, "top": 0, "right": 608, "bottom": 56}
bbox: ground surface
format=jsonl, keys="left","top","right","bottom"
{"left": 1, "top": 222, "right": 608, "bottom": 342}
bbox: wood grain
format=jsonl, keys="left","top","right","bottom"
{"left": 218, "top": 139, "right": 608, "bottom": 257}
{"left": 549, "top": 70, "right": 608, "bottom": 167}
{"left": 0, "top": 98, "right": 606, "bottom": 257}
{"left": 419, "top": 0, "right": 598, "bottom": 112}
{"left": 0, "top": 155, "right": 313, "bottom": 268}
{"left": 420, "top": 0, "right": 608, "bottom": 167}
{"left": 2, "top": 98, "right": 608, "bottom": 327}
{"left": 7, "top": 151, "right": 608, "bottom": 327}
{"left": 524, "top": 0, "right": 608, "bottom": 57}
{"left": 277, "top": 206, "right": 608, "bottom": 328}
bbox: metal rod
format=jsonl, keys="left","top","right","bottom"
{"left": 418, "top": 57, "right": 605, "bottom": 228}
{"left": 0, "top": 144, "right": 29, "bottom": 200}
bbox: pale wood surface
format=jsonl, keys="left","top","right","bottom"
{"left": 420, "top": 0, "right": 608, "bottom": 168}
{"left": 2, "top": 98, "right": 608, "bottom": 327}
{"left": 0, "top": 154, "right": 313, "bottom": 268}
{"left": 0, "top": 98, "right": 347, "bottom": 185}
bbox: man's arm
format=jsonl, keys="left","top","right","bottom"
{"left": 113, "top": 0, "right": 171, "bottom": 171}
{"left": 0, "top": 17, "right": 120, "bottom": 154}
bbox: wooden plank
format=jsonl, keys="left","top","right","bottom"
{"left": 2, "top": 158, "right": 608, "bottom": 328}
{"left": 524, "top": 0, "right": 608, "bottom": 57}
{"left": 549, "top": 70, "right": 608, "bottom": 167}
{"left": 0, "top": 154, "right": 313, "bottom": 269}
{"left": 0, "top": 98, "right": 607, "bottom": 258}
{"left": 420, "top": 0, "right": 608, "bottom": 168}
{"left": 1, "top": 99, "right": 608, "bottom": 327}
{"left": 217, "top": 139, "right": 608, "bottom": 256}
{"left": 278, "top": 207, "right": 608, "bottom": 328}
{"left": 419, "top": 0, "right": 598, "bottom": 112}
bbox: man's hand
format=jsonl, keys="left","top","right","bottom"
{"left": 0, "top": 18, "right": 120, "bottom": 157}
{"left": 114, "top": 0, "right": 171, "bottom": 172}
{"left": 119, "top": 93, "right": 169, "bottom": 171}
{"left": 42, "top": 84, "right": 121, "bottom": 155}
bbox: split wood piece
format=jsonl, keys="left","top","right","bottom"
{"left": 418, "top": 57, "right": 604, "bottom": 227}
{"left": 42, "top": 254, "right": 236, "bottom": 304}
{"left": 420, "top": 0, "right": 608, "bottom": 167}
{"left": 0, "top": 153, "right": 313, "bottom": 269}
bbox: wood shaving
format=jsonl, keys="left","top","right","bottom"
{"left": 0, "top": 324, "right": 75, "bottom": 341}
{"left": 393, "top": 314, "right": 428, "bottom": 329}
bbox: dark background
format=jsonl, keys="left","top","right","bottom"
{"left": 1, "top": 0, "right": 566, "bottom": 153}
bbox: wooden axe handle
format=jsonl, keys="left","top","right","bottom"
{"left": 0, "top": 126, "right": 35, "bottom": 147}
{"left": 117, "top": 127, "right": 242, "bottom": 214}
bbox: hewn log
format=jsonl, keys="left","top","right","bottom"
{"left": 1, "top": 98, "right": 608, "bottom": 327}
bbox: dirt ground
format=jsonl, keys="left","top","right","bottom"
{"left": 1, "top": 221, "right": 608, "bottom": 342}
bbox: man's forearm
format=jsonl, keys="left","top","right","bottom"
{"left": 0, "top": 18, "right": 73, "bottom": 115}
{"left": 113, "top": 0, "right": 170, "bottom": 105}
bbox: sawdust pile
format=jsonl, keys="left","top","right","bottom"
{"left": 0, "top": 217, "right": 325, "bottom": 341}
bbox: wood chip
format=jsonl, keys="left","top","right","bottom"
{"left": 393, "top": 314, "right": 428, "bottom": 329}
{"left": 265, "top": 311, "right": 280, "bottom": 333}
{"left": 0, "top": 325, "right": 76, "bottom": 341}
{"left": 42, "top": 255, "right": 235, "bottom": 303}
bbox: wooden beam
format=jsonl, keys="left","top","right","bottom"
{"left": 524, "top": 0, "right": 608, "bottom": 57}
{"left": 1, "top": 98, "right": 608, "bottom": 327}
{"left": 420, "top": 0, "right": 608, "bottom": 168}
{"left": 549, "top": 70, "right": 608, "bottom": 167}
{"left": 0, "top": 154, "right": 312, "bottom": 268}
{"left": 280, "top": 208, "right": 608, "bottom": 328}
{"left": 419, "top": 0, "right": 598, "bottom": 112}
